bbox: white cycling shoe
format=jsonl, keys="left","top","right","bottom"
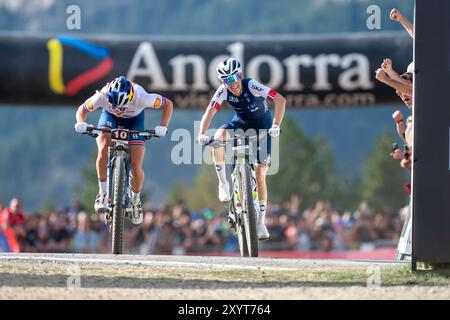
{"left": 218, "top": 182, "right": 231, "bottom": 202}
{"left": 94, "top": 193, "right": 109, "bottom": 214}
{"left": 257, "top": 224, "right": 270, "bottom": 241}
{"left": 130, "top": 200, "right": 144, "bottom": 225}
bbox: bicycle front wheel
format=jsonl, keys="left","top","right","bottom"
{"left": 111, "top": 157, "right": 126, "bottom": 254}
{"left": 241, "top": 164, "right": 258, "bottom": 257}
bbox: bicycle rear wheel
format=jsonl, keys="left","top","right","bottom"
{"left": 111, "top": 157, "right": 125, "bottom": 254}
{"left": 241, "top": 164, "right": 258, "bottom": 257}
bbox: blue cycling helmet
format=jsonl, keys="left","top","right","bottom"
{"left": 106, "top": 76, "right": 134, "bottom": 110}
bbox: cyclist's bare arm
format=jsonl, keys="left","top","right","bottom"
{"left": 272, "top": 93, "right": 286, "bottom": 127}
{"left": 199, "top": 105, "right": 217, "bottom": 134}
{"left": 76, "top": 105, "right": 89, "bottom": 123}
{"left": 159, "top": 98, "right": 174, "bottom": 127}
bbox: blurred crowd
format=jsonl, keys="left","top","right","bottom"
{"left": 0, "top": 194, "right": 406, "bottom": 254}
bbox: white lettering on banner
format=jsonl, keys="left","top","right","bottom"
{"left": 339, "top": 53, "right": 374, "bottom": 90}
{"left": 172, "top": 92, "right": 375, "bottom": 109}
{"left": 126, "top": 41, "right": 374, "bottom": 95}
{"left": 283, "top": 54, "right": 313, "bottom": 90}
{"left": 169, "top": 55, "right": 209, "bottom": 90}
{"left": 127, "top": 42, "right": 168, "bottom": 90}
{"left": 247, "top": 55, "right": 284, "bottom": 88}
{"left": 312, "top": 54, "right": 340, "bottom": 90}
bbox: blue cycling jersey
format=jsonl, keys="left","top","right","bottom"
{"left": 209, "top": 77, "right": 278, "bottom": 124}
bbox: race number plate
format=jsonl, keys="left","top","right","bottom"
{"left": 111, "top": 129, "right": 129, "bottom": 141}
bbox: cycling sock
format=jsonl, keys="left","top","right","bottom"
{"left": 259, "top": 200, "right": 267, "bottom": 225}
{"left": 214, "top": 163, "right": 227, "bottom": 185}
{"left": 99, "top": 181, "right": 107, "bottom": 194}
{"left": 131, "top": 191, "right": 140, "bottom": 205}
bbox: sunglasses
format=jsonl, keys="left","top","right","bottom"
{"left": 223, "top": 74, "right": 241, "bottom": 86}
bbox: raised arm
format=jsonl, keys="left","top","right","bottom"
{"left": 381, "top": 58, "right": 413, "bottom": 86}
{"left": 390, "top": 8, "right": 414, "bottom": 39}
{"left": 375, "top": 68, "right": 413, "bottom": 96}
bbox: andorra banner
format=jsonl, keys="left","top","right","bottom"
{"left": 0, "top": 32, "right": 412, "bottom": 109}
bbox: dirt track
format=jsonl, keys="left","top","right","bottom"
{"left": 1, "top": 253, "right": 449, "bottom": 300}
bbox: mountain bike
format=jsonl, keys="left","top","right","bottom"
{"left": 83, "top": 126, "right": 158, "bottom": 254}
{"left": 206, "top": 132, "right": 268, "bottom": 257}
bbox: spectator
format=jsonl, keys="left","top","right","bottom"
{"left": 72, "top": 211, "right": 99, "bottom": 253}
{"left": 348, "top": 213, "right": 378, "bottom": 249}
{"left": 295, "top": 217, "right": 312, "bottom": 251}
{"left": 1, "top": 197, "right": 26, "bottom": 242}
{"left": 65, "top": 196, "right": 85, "bottom": 235}
{"left": 392, "top": 110, "right": 407, "bottom": 141}
{"left": 196, "top": 210, "right": 222, "bottom": 250}
{"left": 154, "top": 221, "right": 175, "bottom": 255}
{"left": 373, "top": 211, "right": 396, "bottom": 241}
{"left": 395, "top": 71, "right": 413, "bottom": 111}
{"left": 47, "top": 214, "right": 71, "bottom": 252}
{"left": 332, "top": 220, "right": 349, "bottom": 251}
{"left": 130, "top": 211, "right": 154, "bottom": 254}
{"left": 284, "top": 217, "right": 299, "bottom": 249}
{"left": 22, "top": 214, "right": 41, "bottom": 252}
{"left": 390, "top": 8, "right": 414, "bottom": 39}
{"left": 375, "top": 63, "right": 412, "bottom": 98}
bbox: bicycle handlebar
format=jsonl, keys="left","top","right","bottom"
{"left": 204, "top": 131, "right": 272, "bottom": 147}
{"left": 82, "top": 126, "right": 160, "bottom": 140}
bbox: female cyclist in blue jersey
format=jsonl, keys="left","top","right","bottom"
{"left": 197, "top": 58, "right": 286, "bottom": 240}
{"left": 74, "top": 76, "right": 173, "bottom": 225}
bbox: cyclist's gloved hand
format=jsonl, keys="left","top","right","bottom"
{"left": 74, "top": 122, "right": 88, "bottom": 133}
{"left": 268, "top": 125, "right": 280, "bottom": 137}
{"left": 154, "top": 125, "right": 168, "bottom": 137}
{"left": 197, "top": 133, "right": 210, "bottom": 145}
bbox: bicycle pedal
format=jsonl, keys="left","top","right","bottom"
{"left": 227, "top": 216, "right": 237, "bottom": 233}
{"left": 105, "top": 212, "right": 112, "bottom": 225}
{"left": 125, "top": 207, "right": 132, "bottom": 219}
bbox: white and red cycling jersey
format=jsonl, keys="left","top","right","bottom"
{"left": 82, "top": 82, "right": 166, "bottom": 118}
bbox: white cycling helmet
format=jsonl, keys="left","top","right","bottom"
{"left": 216, "top": 58, "right": 242, "bottom": 80}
